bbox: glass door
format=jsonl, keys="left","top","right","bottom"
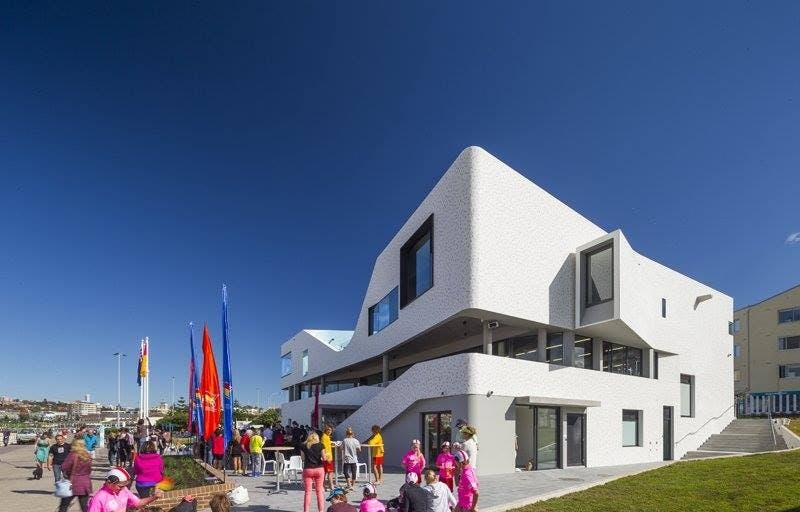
{"left": 535, "top": 407, "right": 560, "bottom": 470}
{"left": 422, "top": 412, "right": 452, "bottom": 463}
{"left": 566, "top": 413, "right": 585, "bottom": 466}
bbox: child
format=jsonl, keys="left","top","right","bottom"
{"left": 400, "top": 440, "right": 425, "bottom": 482}
{"left": 435, "top": 441, "right": 455, "bottom": 490}
{"left": 364, "top": 425, "right": 384, "bottom": 485}
{"left": 359, "top": 483, "right": 385, "bottom": 512}
{"left": 453, "top": 450, "right": 478, "bottom": 512}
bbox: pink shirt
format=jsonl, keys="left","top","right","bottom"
{"left": 457, "top": 465, "right": 478, "bottom": 509}
{"left": 359, "top": 498, "right": 385, "bottom": 512}
{"left": 435, "top": 452, "right": 455, "bottom": 478}
{"left": 401, "top": 449, "right": 426, "bottom": 474}
{"left": 87, "top": 485, "right": 142, "bottom": 512}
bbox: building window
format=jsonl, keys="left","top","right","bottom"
{"left": 602, "top": 342, "right": 643, "bottom": 376}
{"left": 281, "top": 352, "right": 292, "bottom": 377}
{"left": 546, "top": 332, "right": 564, "bottom": 365}
{"left": 661, "top": 298, "right": 667, "bottom": 318}
{"left": 511, "top": 335, "right": 538, "bottom": 361}
{"left": 585, "top": 244, "right": 613, "bottom": 307}
{"left": 622, "top": 410, "right": 641, "bottom": 447}
{"left": 733, "top": 344, "right": 741, "bottom": 358}
{"left": 369, "top": 287, "right": 399, "bottom": 335}
{"left": 302, "top": 349, "right": 309, "bottom": 376}
{"left": 574, "top": 336, "right": 593, "bottom": 369}
{"left": 653, "top": 351, "right": 659, "bottom": 379}
{"left": 778, "top": 307, "right": 800, "bottom": 323}
{"left": 400, "top": 216, "right": 434, "bottom": 308}
{"left": 779, "top": 364, "right": 800, "bottom": 379}
{"left": 728, "top": 319, "right": 741, "bottom": 335}
{"left": 734, "top": 370, "right": 741, "bottom": 382}
{"left": 778, "top": 336, "right": 800, "bottom": 350}
{"left": 680, "top": 374, "right": 694, "bottom": 417}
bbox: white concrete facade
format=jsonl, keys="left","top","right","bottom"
{"left": 278, "top": 146, "right": 734, "bottom": 475}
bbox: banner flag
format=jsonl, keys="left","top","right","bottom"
{"left": 188, "top": 323, "right": 204, "bottom": 437}
{"left": 199, "top": 323, "right": 221, "bottom": 440}
{"left": 221, "top": 284, "right": 234, "bottom": 447}
{"left": 137, "top": 340, "right": 148, "bottom": 385}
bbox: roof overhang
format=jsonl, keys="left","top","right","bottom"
{"left": 515, "top": 396, "right": 601, "bottom": 408}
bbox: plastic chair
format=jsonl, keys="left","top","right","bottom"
{"left": 355, "top": 462, "right": 368, "bottom": 481}
{"left": 283, "top": 455, "right": 303, "bottom": 483}
{"left": 263, "top": 457, "right": 278, "bottom": 474}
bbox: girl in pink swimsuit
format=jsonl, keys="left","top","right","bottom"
{"left": 401, "top": 439, "right": 426, "bottom": 481}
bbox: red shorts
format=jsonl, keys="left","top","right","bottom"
{"left": 372, "top": 456, "right": 383, "bottom": 466}
{"left": 324, "top": 461, "right": 334, "bottom": 473}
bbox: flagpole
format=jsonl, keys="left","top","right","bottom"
{"left": 145, "top": 337, "right": 150, "bottom": 421}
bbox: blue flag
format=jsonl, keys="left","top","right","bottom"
{"left": 189, "top": 323, "right": 204, "bottom": 439}
{"left": 221, "top": 284, "right": 234, "bottom": 447}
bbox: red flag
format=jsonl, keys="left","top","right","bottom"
{"left": 199, "top": 324, "right": 221, "bottom": 440}
{"left": 311, "top": 383, "right": 320, "bottom": 428}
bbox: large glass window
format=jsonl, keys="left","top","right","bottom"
{"left": 574, "top": 336, "right": 593, "bottom": 369}
{"left": 302, "top": 349, "right": 309, "bottom": 376}
{"left": 622, "top": 410, "right": 641, "bottom": 446}
{"left": 680, "top": 374, "right": 694, "bottom": 417}
{"left": 546, "top": 332, "right": 563, "bottom": 364}
{"left": 369, "top": 287, "right": 399, "bottom": 335}
{"left": 536, "top": 407, "right": 560, "bottom": 469}
{"left": 585, "top": 244, "right": 613, "bottom": 307}
{"left": 602, "top": 342, "right": 643, "bottom": 376}
{"left": 281, "top": 352, "right": 292, "bottom": 377}
{"left": 512, "top": 335, "right": 539, "bottom": 361}
{"left": 324, "top": 380, "right": 356, "bottom": 394}
{"left": 653, "top": 351, "right": 659, "bottom": 379}
{"left": 778, "top": 307, "right": 800, "bottom": 324}
{"left": 400, "top": 216, "right": 434, "bottom": 307}
{"left": 778, "top": 336, "right": 800, "bottom": 350}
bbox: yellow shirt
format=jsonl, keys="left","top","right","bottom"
{"left": 367, "top": 432, "right": 384, "bottom": 457}
{"left": 249, "top": 434, "right": 264, "bottom": 453}
{"left": 321, "top": 433, "right": 332, "bottom": 459}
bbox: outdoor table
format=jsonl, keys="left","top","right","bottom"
{"left": 264, "top": 446, "right": 295, "bottom": 495}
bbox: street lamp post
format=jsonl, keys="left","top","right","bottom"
{"left": 257, "top": 388, "right": 261, "bottom": 410}
{"left": 113, "top": 352, "right": 127, "bottom": 427}
{"left": 171, "top": 376, "right": 175, "bottom": 408}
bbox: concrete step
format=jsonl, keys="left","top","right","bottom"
{"left": 682, "top": 451, "right": 740, "bottom": 459}
{"left": 682, "top": 418, "right": 784, "bottom": 460}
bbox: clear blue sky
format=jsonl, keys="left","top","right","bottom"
{"left": 1, "top": 2, "right": 798, "bottom": 407}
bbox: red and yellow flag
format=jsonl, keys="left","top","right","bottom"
{"left": 199, "top": 324, "right": 221, "bottom": 440}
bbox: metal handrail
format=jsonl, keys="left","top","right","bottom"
{"left": 768, "top": 409, "right": 777, "bottom": 447}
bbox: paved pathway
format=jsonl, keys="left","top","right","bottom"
{"left": 0, "top": 441, "right": 668, "bottom": 511}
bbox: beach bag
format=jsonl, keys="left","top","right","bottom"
{"left": 54, "top": 479, "right": 73, "bottom": 498}
{"left": 228, "top": 485, "right": 249, "bottom": 505}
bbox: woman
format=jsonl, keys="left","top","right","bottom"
{"left": 320, "top": 425, "right": 334, "bottom": 491}
{"left": 273, "top": 426, "right": 285, "bottom": 446}
{"left": 211, "top": 427, "right": 226, "bottom": 469}
{"left": 132, "top": 440, "right": 164, "bottom": 498}
{"left": 459, "top": 426, "right": 478, "bottom": 471}
{"left": 106, "top": 431, "right": 119, "bottom": 467}
{"left": 435, "top": 441, "right": 455, "bottom": 489}
{"left": 34, "top": 433, "right": 50, "bottom": 479}
{"left": 228, "top": 430, "right": 244, "bottom": 475}
{"left": 59, "top": 438, "right": 93, "bottom": 512}
{"left": 300, "top": 431, "right": 328, "bottom": 512}
{"left": 89, "top": 467, "right": 161, "bottom": 512}
{"left": 401, "top": 439, "right": 425, "bottom": 482}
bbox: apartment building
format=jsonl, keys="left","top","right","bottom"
{"left": 734, "top": 284, "right": 800, "bottom": 411}
{"left": 278, "top": 147, "right": 734, "bottom": 475}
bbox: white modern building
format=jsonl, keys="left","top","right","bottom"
{"left": 279, "top": 147, "right": 734, "bottom": 475}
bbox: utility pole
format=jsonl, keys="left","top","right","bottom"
{"left": 113, "top": 352, "right": 127, "bottom": 427}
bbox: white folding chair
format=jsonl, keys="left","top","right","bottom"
{"left": 355, "top": 462, "right": 368, "bottom": 481}
{"left": 263, "top": 452, "right": 281, "bottom": 474}
{"left": 282, "top": 455, "right": 303, "bottom": 483}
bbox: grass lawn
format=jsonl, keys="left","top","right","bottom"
{"left": 514, "top": 450, "right": 800, "bottom": 512}
{"left": 787, "top": 419, "right": 800, "bottom": 437}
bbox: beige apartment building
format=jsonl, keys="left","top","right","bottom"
{"left": 734, "top": 284, "right": 800, "bottom": 404}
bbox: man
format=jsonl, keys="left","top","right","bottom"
{"left": 401, "top": 472, "right": 433, "bottom": 512}
{"left": 326, "top": 487, "right": 357, "bottom": 512}
{"left": 262, "top": 423, "right": 274, "bottom": 460}
{"left": 423, "top": 468, "right": 456, "bottom": 512}
{"left": 87, "top": 467, "right": 161, "bottom": 512}
{"left": 453, "top": 450, "right": 478, "bottom": 512}
{"left": 241, "top": 429, "right": 251, "bottom": 473}
{"left": 47, "top": 434, "right": 71, "bottom": 482}
{"left": 249, "top": 428, "right": 264, "bottom": 477}
{"left": 2, "top": 428, "right": 10, "bottom": 446}
{"left": 84, "top": 429, "right": 98, "bottom": 459}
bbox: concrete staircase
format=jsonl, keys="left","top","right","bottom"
{"left": 682, "top": 418, "right": 786, "bottom": 460}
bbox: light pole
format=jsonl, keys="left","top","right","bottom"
{"left": 113, "top": 352, "right": 127, "bottom": 427}
{"left": 257, "top": 388, "right": 261, "bottom": 410}
{"left": 171, "top": 376, "right": 175, "bottom": 408}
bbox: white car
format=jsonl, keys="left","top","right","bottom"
{"left": 15, "top": 428, "right": 38, "bottom": 444}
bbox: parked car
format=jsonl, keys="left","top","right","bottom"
{"left": 15, "top": 428, "right": 38, "bottom": 444}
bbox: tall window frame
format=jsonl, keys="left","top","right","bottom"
{"left": 585, "top": 243, "right": 614, "bottom": 308}
{"left": 302, "top": 349, "right": 309, "bottom": 376}
{"left": 368, "top": 287, "right": 399, "bottom": 335}
{"left": 680, "top": 374, "right": 694, "bottom": 417}
{"left": 400, "top": 215, "right": 434, "bottom": 308}
{"left": 281, "top": 352, "right": 293, "bottom": 377}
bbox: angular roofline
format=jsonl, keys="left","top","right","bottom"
{"left": 734, "top": 283, "right": 800, "bottom": 313}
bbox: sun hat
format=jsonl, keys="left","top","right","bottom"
{"left": 326, "top": 488, "right": 347, "bottom": 501}
{"left": 405, "top": 472, "right": 419, "bottom": 484}
{"left": 362, "top": 483, "right": 376, "bottom": 495}
{"left": 107, "top": 467, "right": 131, "bottom": 482}
{"left": 441, "top": 441, "right": 450, "bottom": 447}
{"left": 459, "top": 425, "right": 476, "bottom": 436}
{"left": 411, "top": 439, "right": 420, "bottom": 446}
